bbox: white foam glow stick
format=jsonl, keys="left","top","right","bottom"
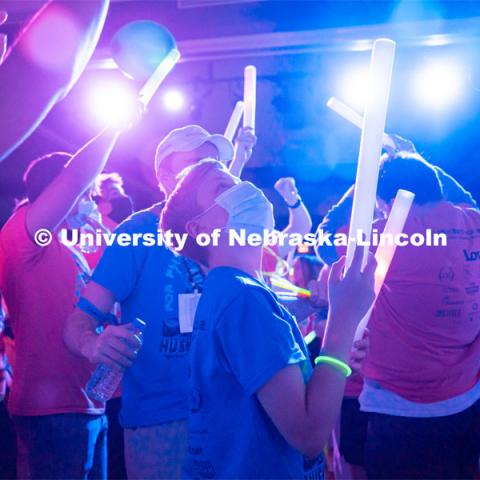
{"left": 224, "top": 101, "right": 244, "bottom": 142}
{"left": 243, "top": 65, "right": 256, "bottom": 130}
{"left": 353, "top": 189, "right": 415, "bottom": 341}
{"left": 345, "top": 38, "right": 396, "bottom": 271}
{"left": 326, "top": 97, "right": 395, "bottom": 150}
{"left": 139, "top": 48, "right": 181, "bottom": 106}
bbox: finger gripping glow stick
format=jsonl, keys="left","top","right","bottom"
{"left": 243, "top": 65, "right": 256, "bottom": 130}
{"left": 345, "top": 39, "right": 396, "bottom": 272}
{"left": 139, "top": 48, "right": 180, "bottom": 106}
{"left": 353, "top": 189, "right": 415, "bottom": 341}
{"left": 326, "top": 97, "right": 395, "bottom": 150}
{"left": 224, "top": 101, "right": 244, "bottom": 142}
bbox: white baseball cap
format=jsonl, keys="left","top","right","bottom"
{"left": 155, "top": 125, "right": 234, "bottom": 175}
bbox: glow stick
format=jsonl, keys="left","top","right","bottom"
{"left": 304, "top": 331, "right": 317, "bottom": 345}
{"left": 224, "top": 101, "right": 244, "bottom": 142}
{"left": 139, "top": 48, "right": 181, "bottom": 106}
{"left": 270, "top": 278, "right": 311, "bottom": 297}
{"left": 276, "top": 291, "right": 299, "bottom": 298}
{"left": 345, "top": 38, "right": 396, "bottom": 271}
{"left": 243, "top": 65, "right": 256, "bottom": 130}
{"left": 353, "top": 189, "right": 415, "bottom": 341}
{"left": 326, "top": 97, "right": 395, "bottom": 150}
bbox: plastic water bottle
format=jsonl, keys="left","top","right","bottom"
{"left": 86, "top": 318, "right": 146, "bottom": 402}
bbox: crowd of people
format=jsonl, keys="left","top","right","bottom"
{"left": 0, "top": 1, "right": 479, "bottom": 479}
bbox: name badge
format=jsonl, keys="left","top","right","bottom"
{"left": 178, "top": 292, "right": 201, "bottom": 333}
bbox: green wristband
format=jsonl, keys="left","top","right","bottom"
{"left": 314, "top": 355, "right": 352, "bottom": 377}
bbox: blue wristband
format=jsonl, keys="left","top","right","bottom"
{"left": 76, "top": 297, "right": 118, "bottom": 325}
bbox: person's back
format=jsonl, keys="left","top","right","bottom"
{"left": 364, "top": 201, "right": 480, "bottom": 403}
{"left": 0, "top": 205, "right": 101, "bottom": 416}
{"left": 186, "top": 266, "right": 309, "bottom": 479}
{"left": 360, "top": 152, "right": 480, "bottom": 479}
{"left": 0, "top": 125, "right": 129, "bottom": 479}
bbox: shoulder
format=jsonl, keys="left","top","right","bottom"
{"left": 0, "top": 206, "right": 31, "bottom": 247}
{"left": 205, "top": 268, "right": 280, "bottom": 319}
{"left": 115, "top": 204, "right": 163, "bottom": 234}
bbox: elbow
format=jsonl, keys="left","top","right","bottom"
{"left": 299, "top": 435, "right": 327, "bottom": 460}
{"left": 288, "top": 428, "right": 328, "bottom": 460}
{"left": 63, "top": 309, "right": 84, "bottom": 357}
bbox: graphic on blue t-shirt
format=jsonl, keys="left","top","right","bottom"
{"left": 184, "top": 266, "right": 311, "bottom": 479}
{"left": 92, "top": 206, "right": 204, "bottom": 428}
{"left": 160, "top": 254, "right": 194, "bottom": 356}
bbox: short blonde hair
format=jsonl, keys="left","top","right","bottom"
{"left": 160, "top": 159, "right": 225, "bottom": 265}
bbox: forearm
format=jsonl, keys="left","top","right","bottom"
{"left": 284, "top": 203, "right": 312, "bottom": 236}
{"left": 302, "top": 313, "right": 356, "bottom": 456}
{"left": 278, "top": 203, "right": 312, "bottom": 258}
{"left": 229, "top": 144, "right": 247, "bottom": 178}
{"left": 66, "top": 127, "right": 119, "bottom": 192}
{"left": 64, "top": 308, "right": 98, "bottom": 359}
{"left": 25, "top": 127, "right": 120, "bottom": 234}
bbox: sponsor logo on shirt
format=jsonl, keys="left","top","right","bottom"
{"left": 463, "top": 249, "right": 480, "bottom": 262}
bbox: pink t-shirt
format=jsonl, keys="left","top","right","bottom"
{"left": 0, "top": 207, "right": 104, "bottom": 416}
{"left": 364, "top": 201, "right": 480, "bottom": 403}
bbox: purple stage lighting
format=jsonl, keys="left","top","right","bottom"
{"left": 163, "top": 89, "right": 185, "bottom": 112}
{"left": 87, "top": 80, "right": 136, "bottom": 127}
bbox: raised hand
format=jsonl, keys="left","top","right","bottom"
{"left": 328, "top": 246, "right": 376, "bottom": 335}
{"left": 274, "top": 177, "right": 299, "bottom": 206}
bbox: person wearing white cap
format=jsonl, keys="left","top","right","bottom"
{"left": 155, "top": 125, "right": 235, "bottom": 195}
{"left": 64, "top": 125, "right": 237, "bottom": 479}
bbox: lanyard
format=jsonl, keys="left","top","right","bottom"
{"left": 182, "top": 258, "right": 205, "bottom": 293}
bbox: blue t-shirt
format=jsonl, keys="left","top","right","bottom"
{"left": 184, "top": 266, "right": 312, "bottom": 479}
{"left": 92, "top": 206, "right": 202, "bottom": 428}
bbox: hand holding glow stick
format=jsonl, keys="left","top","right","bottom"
{"left": 326, "top": 97, "right": 395, "bottom": 150}
{"left": 345, "top": 38, "right": 396, "bottom": 271}
{"left": 224, "top": 101, "right": 244, "bottom": 142}
{"left": 139, "top": 48, "right": 180, "bottom": 107}
{"left": 243, "top": 65, "right": 256, "bottom": 131}
{"left": 353, "top": 189, "right": 415, "bottom": 341}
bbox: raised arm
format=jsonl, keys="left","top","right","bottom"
{"left": 274, "top": 177, "right": 312, "bottom": 258}
{"left": 228, "top": 127, "right": 257, "bottom": 177}
{"left": 257, "top": 247, "right": 376, "bottom": 458}
{"left": 25, "top": 126, "right": 120, "bottom": 236}
{"left": 0, "top": 0, "right": 110, "bottom": 161}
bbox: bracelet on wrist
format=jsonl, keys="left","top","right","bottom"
{"left": 314, "top": 355, "right": 352, "bottom": 377}
{"left": 286, "top": 197, "right": 302, "bottom": 209}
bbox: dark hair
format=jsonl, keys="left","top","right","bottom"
{"left": 294, "top": 255, "right": 323, "bottom": 285}
{"left": 377, "top": 152, "right": 443, "bottom": 205}
{"left": 23, "top": 152, "right": 72, "bottom": 203}
{"left": 160, "top": 159, "right": 226, "bottom": 266}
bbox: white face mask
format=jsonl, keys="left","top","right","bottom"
{"left": 201, "top": 181, "right": 275, "bottom": 234}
